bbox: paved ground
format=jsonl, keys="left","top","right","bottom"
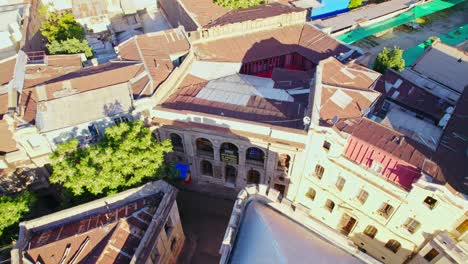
{"left": 354, "top": 1, "right": 468, "bottom": 66}
{"left": 176, "top": 183, "right": 237, "bottom": 264}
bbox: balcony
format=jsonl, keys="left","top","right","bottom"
{"left": 173, "top": 146, "right": 184, "bottom": 153}
{"left": 197, "top": 150, "right": 214, "bottom": 159}
{"left": 245, "top": 159, "right": 264, "bottom": 168}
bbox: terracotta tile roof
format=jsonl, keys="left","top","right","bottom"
{"left": 321, "top": 57, "right": 380, "bottom": 90}
{"left": 177, "top": 0, "right": 229, "bottom": 27}
{"left": 131, "top": 74, "right": 151, "bottom": 99}
{"left": 117, "top": 29, "right": 190, "bottom": 90}
{"left": 25, "top": 196, "right": 162, "bottom": 264}
{"left": 432, "top": 88, "right": 468, "bottom": 194}
{"left": 0, "top": 120, "right": 17, "bottom": 154}
{"left": 375, "top": 69, "right": 453, "bottom": 121}
{"left": 205, "top": 2, "right": 305, "bottom": 28}
{"left": 0, "top": 93, "right": 8, "bottom": 118}
{"left": 194, "top": 24, "right": 350, "bottom": 64}
{"left": 46, "top": 54, "right": 83, "bottom": 67}
{"left": 317, "top": 58, "right": 381, "bottom": 123}
{"left": 0, "top": 55, "right": 16, "bottom": 85}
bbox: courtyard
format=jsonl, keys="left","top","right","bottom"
{"left": 353, "top": 1, "right": 468, "bottom": 67}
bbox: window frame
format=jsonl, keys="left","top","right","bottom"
{"left": 314, "top": 164, "right": 325, "bottom": 179}
{"left": 356, "top": 189, "right": 369, "bottom": 204}
{"left": 306, "top": 188, "right": 316, "bottom": 201}
{"left": 325, "top": 199, "right": 335, "bottom": 212}
{"left": 363, "top": 225, "right": 378, "bottom": 239}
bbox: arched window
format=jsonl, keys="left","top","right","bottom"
{"left": 364, "top": 225, "right": 378, "bottom": 239}
{"left": 220, "top": 143, "right": 239, "bottom": 164}
{"left": 385, "top": 239, "right": 401, "bottom": 253}
{"left": 277, "top": 154, "right": 290, "bottom": 171}
{"left": 170, "top": 133, "right": 184, "bottom": 152}
{"left": 247, "top": 169, "right": 260, "bottom": 184}
{"left": 196, "top": 138, "right": 214, "bottom": 158}
{"left": 200, "top": 160, "right": 213, "bottom": 176}
{"left": 246, "top": 147, "right": 265, "bottom": 165}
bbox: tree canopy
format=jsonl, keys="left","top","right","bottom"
{"left": 40, "top": 8, "right": 93, "bottom": 58}
{"left": 40, "top": 12, "right": 85, "bottom": 42}
{"left": 49, "top": 121, "right": 172, "bottom": 195}
{"left": 0, "top": 192, "right": 35, "bottom": 238}
{"left": 214, "top": 0, "right": 265, "bottom": 9}
{"left": 47, "top": 38, "right": 93, "bottom": 58}
{"left": 373, "top": 46, "right": 405, "bottom": 73}
{"left": 348, "top": 0, "right": 363, "bottom": 9}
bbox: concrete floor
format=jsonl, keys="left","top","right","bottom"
{"left": 353, "top": 2, "right": 468, "bottom": 66}
{"left": 176, "top": 186, "right": 236, "bottom": 264}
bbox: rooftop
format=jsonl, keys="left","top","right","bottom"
{"left": 193, "top": 23, "right": 351, "bottom": 64}
{"left": 176, "top": 0, "right": 230, "bottom": 28}
{"left": 0, "top": 120, "right": 17, "bottom": 154}
{"left": 411, "top": 41, "right": 468, "bottom": 94}
{"left": 13, "top": 181, "right": 177, "bottom": 264}
{"left": 375, "top": 69, "right": 454, "bottom": 122}
{"left": 0, "top": 55, "right": 16, "bottom": 86}
{"left": 204, "top": 2, "right": 305, "bottom": 28}
{"left": 116, "top": 28, "right": 190, "bottom": 91}
{"left": 432, "top": 87, "right": 468, "bottom": 194}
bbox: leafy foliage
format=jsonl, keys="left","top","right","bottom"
{"left": 40, "top": 12, "right": 85, "bottom": 42}
{"left": 348, "top": 0, "right": 363, "bottom": 9}
{"left": 0, "top": 192, "right": 36, "bottom": 238}
{"left": 373, "top": 46, "right": 405, "bottom": 73}
{"left": 49, "top": 121, "right": 173, "bottom": 196}
{"left": 40, "top": 9, "right": 92, "bottom": 57}
{"left": 214, "top": 0, "right": 265, "bottom": 9}
{"left": 46, "top": 38, "right": 93, "bottom": 58}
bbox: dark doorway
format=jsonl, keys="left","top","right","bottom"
{"left": 247, "top": 169, "right": 260, "bottom": 184}
{"left": 225, "top": 165, "right": 237, "bottom": 186}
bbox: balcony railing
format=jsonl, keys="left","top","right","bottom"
{"left": 245, "top": 159, "right": 264, "bottom": 167}
{"left": 197, "top": 150, "right": 214, "bottom": 159}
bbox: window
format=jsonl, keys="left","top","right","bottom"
{"left": 385, "top": 239, "right": 401, "bottom": 253}
{"left": 335, "top": 176, "right": 345, "bottom": 191}
{"left": 377, "top": 203, "right": 394, "bottom": 218}
{"left": 423, "top": 196, "right": 438, "bottom": 209}
{"left": 201, "top": 160, "right": 213, "bottom": 176}
{"left": 423, "top": 248, "right": 439, "bottom": 262}
{"left": 314, "top": 165, "right": 325, "bottom": 179}
{"left": 277, "top": 154, "right": 290, "bottom": 171}
{"left": 170, "top": 133, "right": 184, "bottom": 152}
{"left": 356, "top": 189, "right": 369, "bottom": 204}
{"left": 246, "top": 169, "right": 260, "bottom": 184}
{"left": 404, "top": 218, "right": 421, "bottom": 234}
{"left": 456, "top": 219, "right": 468, "bottom": 234}
{"left": 246, "top": 147, "right": 265, "bottom": 165}
{"left": 364, "top": 225, "right": 378, "bottom": 239}
{"left": 220, "top": 142, "right": 239, "bottom": 164}
{"left": 196, "top": 138, "right": 214, "bottom": 158}
{"left": 113, "top": 116, "right": 129, "bottom": 124}
{"left": 370, "top": 161, "right": 383, "bottom": 173}
{"left": 323, "top": 140, "right": 331, "bottom": 151}
{"left": 306, "top": 188, "right": 316, "bottom": 201}
{"left": 325, "top": 199, "right": 335, "bottom": 212}
{"left": 164, "top": 216, "right": 173, "bottom": 237}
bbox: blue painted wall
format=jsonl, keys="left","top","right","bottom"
{"left": 311, "top": 0, "right": 350, "bottom": 20}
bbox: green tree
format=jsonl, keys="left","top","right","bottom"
{"left": 348, "top": 0, "right": 363, "bottom": 9}
{"left": 373, "top": 46, "right": 405, "bottom": 73}
{"left": 47, "top": 38, "right": 93, "bottom": 58}
{"left": 214, "top": 0, "right": 265, "bottom": 9}
{"left": 49, "top": 121, "right": 173, "bottom": 196}
{"left": 40, "top": 12, "right": 85, "bottom": 42}
{"left": 0, "top": 192, "right": 36, "bottom": 238}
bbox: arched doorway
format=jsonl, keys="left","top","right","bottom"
{"left": 170, "top": 133, "right": 184, "bottom": 152}
{"left": 247, "top": 169, "right": 260, "bottom": 184}
{"left": 220, "top": 143, "right": 239, "bottom": 164}
{"left": 225, "top": 165, "right": 237, "bottom": 186}
{"left": 246, "top": 147, "right": 265, "bottom": 166}
{"left": 196, "top": 138, "right": 214, "bottom": 158}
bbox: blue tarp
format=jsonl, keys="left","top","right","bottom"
{"left": 311, "top": 0, "right": 350, "bottom": 20}
{"left": 175, "top": 163, "right": 189, "bottom": 180}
